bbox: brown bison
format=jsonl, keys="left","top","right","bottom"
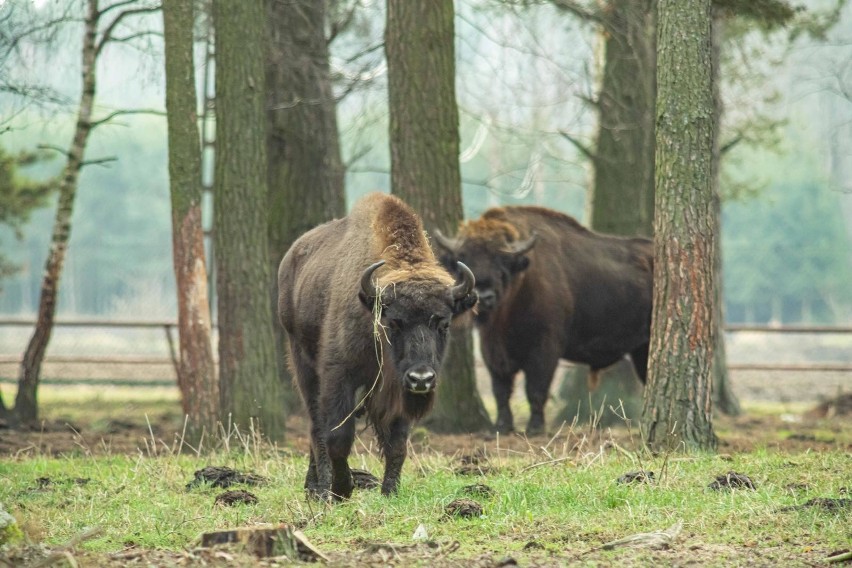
{"left": 278, "top": 192, "right": 477, "bottom": 500}
{"left": 433, "top": 206, "right": 652, "bottom": 434}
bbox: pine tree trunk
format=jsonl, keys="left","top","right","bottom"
{"left": 13, "top": 0, "right": 100, "bottom": 426}
{"left": 589, "top": 0, "right": 657, "bottom": 238}
{"left": 710, "top": 11, "right": 740, "bottom": 416}
{"left": 265, "top": 0, "right": 345, "bottom": 414}
{"left": 385, "top": 0, "right": 491, "bottom": 433}
{"left": 164, "top": 0, "right": 219, "bottom": 443}
{"left": 559, "top": 0, "right": 657, "bottom": 428}
{"left": 214, "top": 0, "right": 285, "bottom": 442}
{"left": 642, "top": 0, "right": 717, "bottom": 452}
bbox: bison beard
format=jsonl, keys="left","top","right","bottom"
{"left": 434, "top": 206, "right": 653, "bottom": 435}
{"left": 278, "top": 193, "right": 476, "bottom": 501}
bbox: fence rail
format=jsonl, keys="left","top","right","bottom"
{"left": 1, "top": 319, "right": 851, "bottom": 385}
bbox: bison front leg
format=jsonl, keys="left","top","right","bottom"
{"left": 523, "top": 356, "right": 560, "bottom": 435}
{"left": 377, "top": 416, "right": 410, "bottom": 496}
{"left": 490, "top": 370, "right": 516, "bottom": 434}
{"left": 321, "top": 378, "right": 357, "bottom": 501}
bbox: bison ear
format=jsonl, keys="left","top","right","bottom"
{"left": 509, "top": 255, "right": 531, "bottom": 273}
{"left": 452, "top": 289, "right": 479, "bottom": 316}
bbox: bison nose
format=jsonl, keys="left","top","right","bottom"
{"left": 405, "top": 367, "right": 436, "bottom": 393}
{"left": 477, "top": 289, "right": 496, "bottom": 310}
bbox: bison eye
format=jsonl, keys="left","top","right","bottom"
{"left": 386, "top": 318, "right": 404, "bottom": 331}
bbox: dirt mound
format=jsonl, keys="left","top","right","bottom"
{"left": 806, "top": 393, "right": 852, "bottom": 419}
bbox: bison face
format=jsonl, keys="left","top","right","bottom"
{"left": 433, "top": 232, "right": 537, "bottom": 324}
{"left": 359, "top": 262, "right": 477, "bottom": 394}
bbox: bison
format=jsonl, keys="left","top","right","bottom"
{"left": 433, "top": 206, "right": 652, "bottom": 434}
{"left": 278, "top": 192, "right": 477, "bottom": 500}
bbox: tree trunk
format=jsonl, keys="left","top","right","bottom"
{"left": 642, "top": 0, "right": 717, "bottom": 452}
{"left": 385, "top": 0, "right": 491, "bottom": 433}
{"left": 12, "top": 0, "right": 100, "bottom": 426}
{"left": 558, "top": 0, "right": 657, "bottom": 429}
{"left": 265, "top": 0, "right": 346, "bottom": 414}
{"left": 710, "top": 11, "right": 741, "bottom": 416}
{"left": 589, "top": 0, "right": 657, "bottom": 238}
{"left": 214, "top": 0, "right": 285, "bottom": 442}
{"left": 163, "top": 0, "right": 219, "bottom": 443}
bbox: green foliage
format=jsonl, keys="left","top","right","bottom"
{"left": 722, "top": 138, "right": 852, "bottom": 323}
{"left": 0, "top": 146, "right": 56, "bottom": 285}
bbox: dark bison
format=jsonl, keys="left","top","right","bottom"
{"left": 433, "top": 206, "right": 652, "bottom": 434}
{"left": 278, "top": 192, "right": 477, "bottom": 500}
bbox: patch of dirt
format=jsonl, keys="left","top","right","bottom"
{"left": 806, "top": 393, "right": 852, "bottom": 419}
{"left": 453, "top": 450, "right": 496, "bottom": 476}
{"left": 707, "top": 471, "right": 757, "bottom": 491}
{"left": 444, "top": 498, "right": 483, "bottom": 519}
{"left": 213, "top": 490, "right": 259, "bottom": 507}
{"left": 778, "top": 498, "right": 852, "bottom": 512}
{"left": 186, "top": 466, "right": 268, "bottom": 490}
{"left": 33, "top": 476, "right": 90, "bottom": 490}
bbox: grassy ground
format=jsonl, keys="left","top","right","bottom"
{"left": 1, "top": 386, "right": 851, "bottom": 566}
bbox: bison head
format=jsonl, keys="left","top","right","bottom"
{"left": 432, "top": 229, "right": 537, "bottom": 324}
{"left": 359, "top": 260, "right": 477, "bottom": 394}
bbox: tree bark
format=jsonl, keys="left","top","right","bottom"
{"left": 214, "top": 0, "right": 285, "bottom": 442}
{"left": 558, "top": 0, "right": 657, "bottom": 429}
{"left": 265, "top": 0, "right": 346, "bottom": 413}
{"left": 385, "top": 0, "right": 491, "bottom": 433}
{"left": 12, "top": 0, "right": 100, "bottom": 425}
{"left": 642, "top": 0, "right": 717, "bottom": 452}
{"left": 163, "top": 0, "right": 219, "bottom": 443}
{"left": 710, "top": 11, "right": 741, "bottom": 416}
{"left": 589, "top": 0, "right": 657, "bottom": 238}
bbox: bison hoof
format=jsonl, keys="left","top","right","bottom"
{"left": 494, "top": 422, "right": 514, "bottom": 435}
{"left": 525, "top": 418, "right": 545, "bottom": 436}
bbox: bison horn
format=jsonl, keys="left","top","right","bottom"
{"left": 360, "top": 260, "right": 386, "bottom": 301}
{"left": 506, "top": 232, "right": 538, "bottom": 256}
{"left": 451, "top": 261, "right": 475, "bottom": 300}
{"left": 433, "top": 229, "right": 460, "bottom": 253}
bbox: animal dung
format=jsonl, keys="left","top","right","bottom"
{"left": 444, "top": 498, "right": 483, "bottom": 519}
{"left": 351, "top": 468, "right": 380, "bottom": 490}
{"left": 214, "top": 490, "right": 259, "bottom": 507}
{"left": 460, "top": 483, "right": 496, "bottom": 498}
{"left": 707, "top": 471, "right": 756, "bottom": 491}
{"left": 617, "top": 471, "right": 655, "bottom": 485}
{"left": 186, "top": 466, "right": 268, "bottom": 490}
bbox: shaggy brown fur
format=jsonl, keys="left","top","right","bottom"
{"left": 435, "top": 205, "right": 653, "bottom": 434}
{"left": 278, "top": 192, "right": 475, "bottom": 500}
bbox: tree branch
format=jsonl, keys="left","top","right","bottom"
{"left": 80, "top": 156, "right": 118, "bottom": 168}
{"left": 109, "top": 30, "right": 163, "bottom": 43}
{"left": 549, "top": 0, "right": 606, "bottom": 26}
{"left": 559, "top": 131, "right": 597, "bottom": 163}
{"left": 720, "top": 134, "right": 744, "bottom": 156}
{"left": 96, "top": 5, "right": 162, "bottom": 58}
{"left": 89, "top": 108, "right": 166, "bottom": 129}
{"left": 98, "top": 0, "right": 142, "bottom": 17}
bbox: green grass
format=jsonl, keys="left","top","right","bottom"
{"left": 1, "top": 440, "right": 850, "bottom": 565}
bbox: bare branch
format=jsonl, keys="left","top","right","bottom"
{"left": 89, "top": 109, "right": 166, "bottom": 129}
{"left": 328, "top": 2, "right": 359, "bottom": 45}
{"left": 559, "top": 131, "right": 597, "bottom": 163}
{"left": 36, "top": 144, "right": 71, "bottom": 159}
{"left": 720, "top": 134, "right": 744, "bottom": 156}
{"left": 549, "top": 0, "right": 606, "bottom": 26}
{"left": 108, "top": 30, "right": 163, "bottom": 43}
{"left": 98, "top": 0, "right": 142, "bottom": 18}
{"left": 96, "top": 5, "right": 162, "bottom": 58}
{"left": 80, "top": 156, "right": 118, "bottom": 168}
